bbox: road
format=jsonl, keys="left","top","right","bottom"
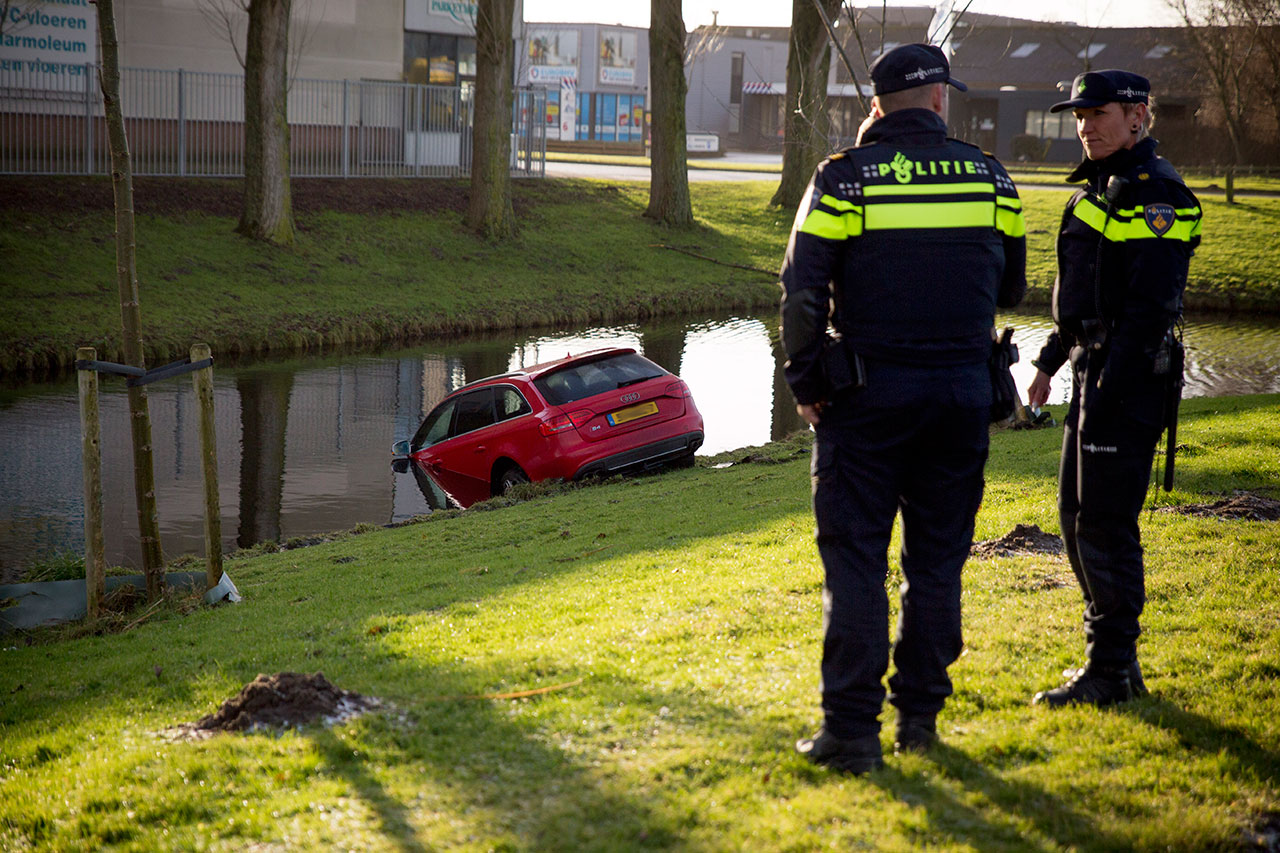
{"left": 544, "top": 151, "right": 782, "bottom": 182}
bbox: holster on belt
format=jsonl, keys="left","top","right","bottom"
{"left": 1081, "top": 319, "right": 1109, "bottom": 351}
{"left": 821, "top": 334, "right": 866, "bottom": 396}
{"left": 989, "top": 327, "right": 1022, "bottom": 423}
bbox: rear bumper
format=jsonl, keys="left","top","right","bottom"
{"left": 572, "top": 431, "right": 704, "bottom": 480}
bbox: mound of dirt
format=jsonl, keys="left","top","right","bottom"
{"left": 164, "top": 672, "right": 379, "bottom": 740}
{"left": 971, "top": 523, "right": 1066, "bottom": 558}
{"left": 1162, "top": 491, "right": 1280, "bottom": 521}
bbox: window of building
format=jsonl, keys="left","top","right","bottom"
{"left": 1077, "top": 43, "right": 1106, "bottom": 59}
{"left": 1010, "top": 42, "right": 1039, "bottom": 58}
{"left": 1025, "top": 109, "right": 1076, "bottom": 140}
{"left": 730, "top": 52, "right": 743, "bottom": 106}
{"left": 403, "top": 32, "right": 477, "bottom": 85}
{"left": 1144, "top": 45, "right": 1173, "bottom": 59}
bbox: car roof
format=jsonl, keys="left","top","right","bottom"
{"left": 445, "top": 347, "right": 642, "bottom": 396}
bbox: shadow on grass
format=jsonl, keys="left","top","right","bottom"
{"left": 1118, "top": 698, "right": 1280, "bottom": 785}
{"left": 310, "top": 727, "right": 431, "bottom": 853}
{"left": 867, "top": 742, "right": 1124, "bottom": 852}
{"left": 302, "top": 657, "right": 735, "bottom": 851}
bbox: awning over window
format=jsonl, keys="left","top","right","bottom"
{"left": 742, "top": 81, "right": 873, "bottom": 97}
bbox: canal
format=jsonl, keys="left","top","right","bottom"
{"left": 2, "top": 308, "right": 1278, "bottom": 580}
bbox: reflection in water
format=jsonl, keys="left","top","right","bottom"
{"left": 1, "top": 308, "right": 1277, "bottom": 578}
{"left": 236, "top": 370, "right": 293, "bottom": 549}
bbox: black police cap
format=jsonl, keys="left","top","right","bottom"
{"left": 1050, "top": 69, "right": 1150, "bottom": 113}
{"left": 870, "top": 43, "right": 967, "bottom": 95}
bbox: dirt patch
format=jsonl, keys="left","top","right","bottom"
{"left": 162, "top": 671, "right": 379, "bottom": 741}
{"left": 1161, "top": 491, "right": 1280, "bottom": 521}
{"left": 971, "top": 523, "right": 1066, "bottom": 558}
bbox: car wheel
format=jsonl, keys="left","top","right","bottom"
{"left": 671, "top": 452, "right": 697, "bottom": 469}
{"left": 496, "top": 464, "right": 530, "bottom": 495}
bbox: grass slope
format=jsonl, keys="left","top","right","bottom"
{"left": 2, "top": 178, "right": 1278, "bottom": 374}
{"left": 1, "top": 395, "right": 1277, "bottom": 851}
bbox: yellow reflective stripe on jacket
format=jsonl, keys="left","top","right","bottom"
{"left": 799, "top": 194, "right": 863, "bottom": 239}
{"left": 1072, "top": 197, "right": 1200, "bottom": 242}
{"left": 863, "top": 181, "right": 995, "bottom": 197}
{"left": 995, "top": 195, "right": 1026, "bottom": 237}
{"left": 864, "top": 200, "right": 997, "bottom": 231}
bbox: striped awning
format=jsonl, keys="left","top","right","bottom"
{"left": 743, "top": 81, "right": 874, "bottom": 97}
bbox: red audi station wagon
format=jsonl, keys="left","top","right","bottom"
{"left": 394, "top": 348, "right": 704, "bottom": 507}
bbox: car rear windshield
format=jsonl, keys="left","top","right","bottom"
{"left": 534, "top": 353, "right": 667, "bottom": 405}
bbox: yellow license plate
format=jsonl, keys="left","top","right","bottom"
{"left": 607, "top": 401, "right": 658, "bottom": 426}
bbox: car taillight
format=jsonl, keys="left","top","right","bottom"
{"left": 665, "top": 380, "right": 692, "bottom": 398}
{"left": 539, "top": 409, "right": 593, "bottom": 436}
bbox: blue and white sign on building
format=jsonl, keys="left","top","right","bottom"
{"left": 0, "top": 0, "right": 97, "bottom": 91}
{"left": 529, "top": 65, "right": 576, "bottom": 85}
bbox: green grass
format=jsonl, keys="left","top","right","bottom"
{"left": 1, "top": 395, "right": 1278, "bottom": 851}
{"left": 2, "top": 178, "right": 1278, "bottom": 375}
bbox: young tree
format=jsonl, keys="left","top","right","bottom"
{"left": 645, "top": 0, "right": 693, "bottom": 227}
{"left": 467, "top": 0, "right": 517, "bottom": 239}
{"left": 93, "top": 0, "right": 167, "bottom": 599}
{"left": 238, "top": 0, "right": 295, "bottom": 245}
{"left": 770, "top": 0, "right": 841, "bottom": 210}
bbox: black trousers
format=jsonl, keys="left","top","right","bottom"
{"left": 812, "top": 400, "right": 988, "bottom": 739}
{"left": 1060, "top": 345, "right": 1164, "bottom": 670}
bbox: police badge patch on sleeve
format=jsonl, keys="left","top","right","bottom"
{"left": 1143, "top": 203, "right": 1176, "bottom": 236}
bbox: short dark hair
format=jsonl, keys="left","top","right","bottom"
{"left": 876, "top": 83, "right": 941, "bottom": 114}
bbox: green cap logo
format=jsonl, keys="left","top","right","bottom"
{"left": 1078, "top": 80, "right": 1087, "bottom": 94}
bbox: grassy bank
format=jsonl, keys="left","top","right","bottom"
{"left": 2, "top": 177, "right": 1278, "bottom": 375}
{"left": 1, "top": 395, "right": 1278, "bottom": 851}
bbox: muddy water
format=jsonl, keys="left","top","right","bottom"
{"left": 2, "top": 308, "right": 1278, "bottom": 579}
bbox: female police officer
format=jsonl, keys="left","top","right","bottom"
{"left": 1027, "top": 70, "right": 1201, "bottom": 707}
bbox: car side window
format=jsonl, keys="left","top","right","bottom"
{"left": 413, "top": 399, "right": 456, "bottom": 449}
{"left": 496, "top": 386, "right": 531, "bottom": 421}
{"left": 452, "top": 388, "right": 497, "bottom": 437}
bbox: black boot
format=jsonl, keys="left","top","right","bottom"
{"left": 795, "top": 729, "right": 884, "bottom": 774}
{"left": 894, "top": 713, "right": 938, "bottom": 754}
{"left": 1058, "top": 660, "right": 1148, "bottom": 698}
{"left": 1033, "top": 664, "right": 1132, "bottom": 707}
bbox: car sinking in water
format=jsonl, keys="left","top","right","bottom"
{"left": 392, "top": 347, "right": 704, "bottom": 507}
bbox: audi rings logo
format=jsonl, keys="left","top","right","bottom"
{"left": 620, "top": 392, "right": 641, "bottom": 403}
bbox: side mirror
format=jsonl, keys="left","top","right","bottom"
{"left": 392, "top": 439, "right": 411, "bottom": 457}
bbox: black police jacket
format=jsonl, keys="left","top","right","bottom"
{"left": 1031, "top": 138, "right": 1202, "bottom": 398}
{"left": 779, "top": 108, "right": 1027, "bottom": 406}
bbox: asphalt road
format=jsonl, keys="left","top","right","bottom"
{"left": 544, "top": 151, "right": 782, "bottom": 182}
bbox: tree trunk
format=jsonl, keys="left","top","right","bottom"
{"left": 771, "top": 0, "right": 839, "bottom": 209}
{"left": 95, "top": 0, "right": 167, "bottom": 599}
{"left": 645, "top": 0, "right": 693, "bottom": 227}
{"left": 466, "top": 0, "right": 517, "bottom": 240}
{"left": 239, "top": 0, "right": 295, "bottom": 246}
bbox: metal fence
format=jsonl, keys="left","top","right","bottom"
{"left": 0, "top": 63, "right": 545, "bottom": 178}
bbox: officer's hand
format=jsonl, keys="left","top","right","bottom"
{"left": 1027, "top": 370, "right": 1053, "bottom": 408}
{"left": 797, "top": 403, "right": 823, "bottom": 426}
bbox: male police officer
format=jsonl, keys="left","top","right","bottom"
{"left": 1027, "top": 70, "right": 1201, "bottom": 707}
{"left": 780, "top": 43, "right": 1026, "bottom": 772}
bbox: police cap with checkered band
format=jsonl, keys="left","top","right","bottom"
{"left": 869, "top": 43, "right": 968, "bottom": 95}
{"left": 1050, "top": 69, "right": 1150, "bottom": 113}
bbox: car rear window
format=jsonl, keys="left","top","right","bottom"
{"left": 534, "top": 353, "right": 667, "bottom": 405}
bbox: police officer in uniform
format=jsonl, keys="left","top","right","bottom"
{"left": 780, "top": 43, "right": 1027, "bottom": 772}
{"left": 1027, "top": 70, "right": 1202, "bottom": 707}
